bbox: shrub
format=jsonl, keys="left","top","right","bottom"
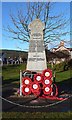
{"left": 53, "top": 61, "right": 69, "bottom": 72}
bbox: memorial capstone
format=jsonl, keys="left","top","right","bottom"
{"left": 27, "top": 19, "right": 47, "bottom": 73}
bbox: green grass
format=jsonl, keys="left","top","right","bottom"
{"left": 2, "top": 64, "right": 26, "bottom": 81}
{"left": 2, "top": 63, "right": 71, "bottom": 83}
{"left": 2, "top": 112, "right": 72, "bottom": 119}
{"left": 56, "top": 70, "right": 71, "bottom": 82}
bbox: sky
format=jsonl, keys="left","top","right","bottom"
{"left": 0, "top": 1, "right": 71, "bottom": 51}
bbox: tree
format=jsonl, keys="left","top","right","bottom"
{"left": 3, "top": 2, "right": 70, "bottom": 49}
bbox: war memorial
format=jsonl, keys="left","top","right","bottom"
{"left": 27, "top": 19, "right": 47, "bottom": 72}
{"left": 2, "top": 18, "right": 71, "bottom": 114}
{"left": 19, "top": 19, "right": 69, "bottom": 101}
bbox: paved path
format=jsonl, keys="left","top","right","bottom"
{"left": 2, "top": 95, "right": 72, "bottom": 112}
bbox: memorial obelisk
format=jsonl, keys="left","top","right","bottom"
{"left": 27, "top": 19, "right": 47, "bottom": 73}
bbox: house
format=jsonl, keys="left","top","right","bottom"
{"left": 52, "top": 41, "right": 70, "bottom": 52}
{"left": 51, "top": 41, "right": 72, "bottom": 64}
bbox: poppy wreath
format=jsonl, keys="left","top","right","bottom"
{"left": 34, "top": 73, "right": 43, "bottom": 83}
{"left": 22, "top": 85, "right": 31, "bottom": 96}
{"left": 22, "top": 77, "right": 32, "bottom": 86}
{"left": 31, "top": 82, "right": 41, "bottom": 96}
{"left": 42, "top": 69, "right": 52, "bottom": 78}
{"left": 43, "top": 77, "right": 52, "bottom": 86}
{"left": 43, "top": 85, "right": 52, "bottom": 95}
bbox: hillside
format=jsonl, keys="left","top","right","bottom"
{"left": 0, "top": 49, "right": 70, "bottom": 61}
{"left": 0, "top": 49, "right": 28, "bottom": 59}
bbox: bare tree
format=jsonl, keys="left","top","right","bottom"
{"left": 3, "top": 2, "right": 70, "bottom": 49}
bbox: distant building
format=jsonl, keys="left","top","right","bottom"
{"left": 51, "top": 41, "right": 72, "bottom": 64}
{"left": 52, "top": 41, "right": 70, "bottom": 53}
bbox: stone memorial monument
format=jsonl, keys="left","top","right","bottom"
{"left": 27, "top": 19, "right": 47, "bottom": 73}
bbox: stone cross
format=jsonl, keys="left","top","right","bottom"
{"left": 26, "top": 19, "right": 47, "bottom": 73}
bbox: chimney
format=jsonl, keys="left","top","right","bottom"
{"left": 60, "top": 41, "right": 64, "bottom": 47}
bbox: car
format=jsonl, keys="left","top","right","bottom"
{"left": 22, "top": 70, "right": 37, "bottom": 81}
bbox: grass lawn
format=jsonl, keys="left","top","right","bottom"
{"left": 2, "top": 64, "right": 72, "bottom": 119}
{"left": 2, "top": 112, "right": 72, "bottom": 119}
{"left": 2, "top": 64, "right": 26, "bottom": 81}
{"left": 56, "top": 70, "right": 71, "bottom": 82}
{"left": 2, "top": 63, "right": 72, "bottom": 84}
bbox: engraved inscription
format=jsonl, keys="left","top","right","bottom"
{"left": 32, "top": 33, "right": 42, "bottom": 37}
{"left": 29, "top": 58, "right": 45, "bottom": 61}
{"left": 29, "top": 40, "right": 44, "bottom": 52}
